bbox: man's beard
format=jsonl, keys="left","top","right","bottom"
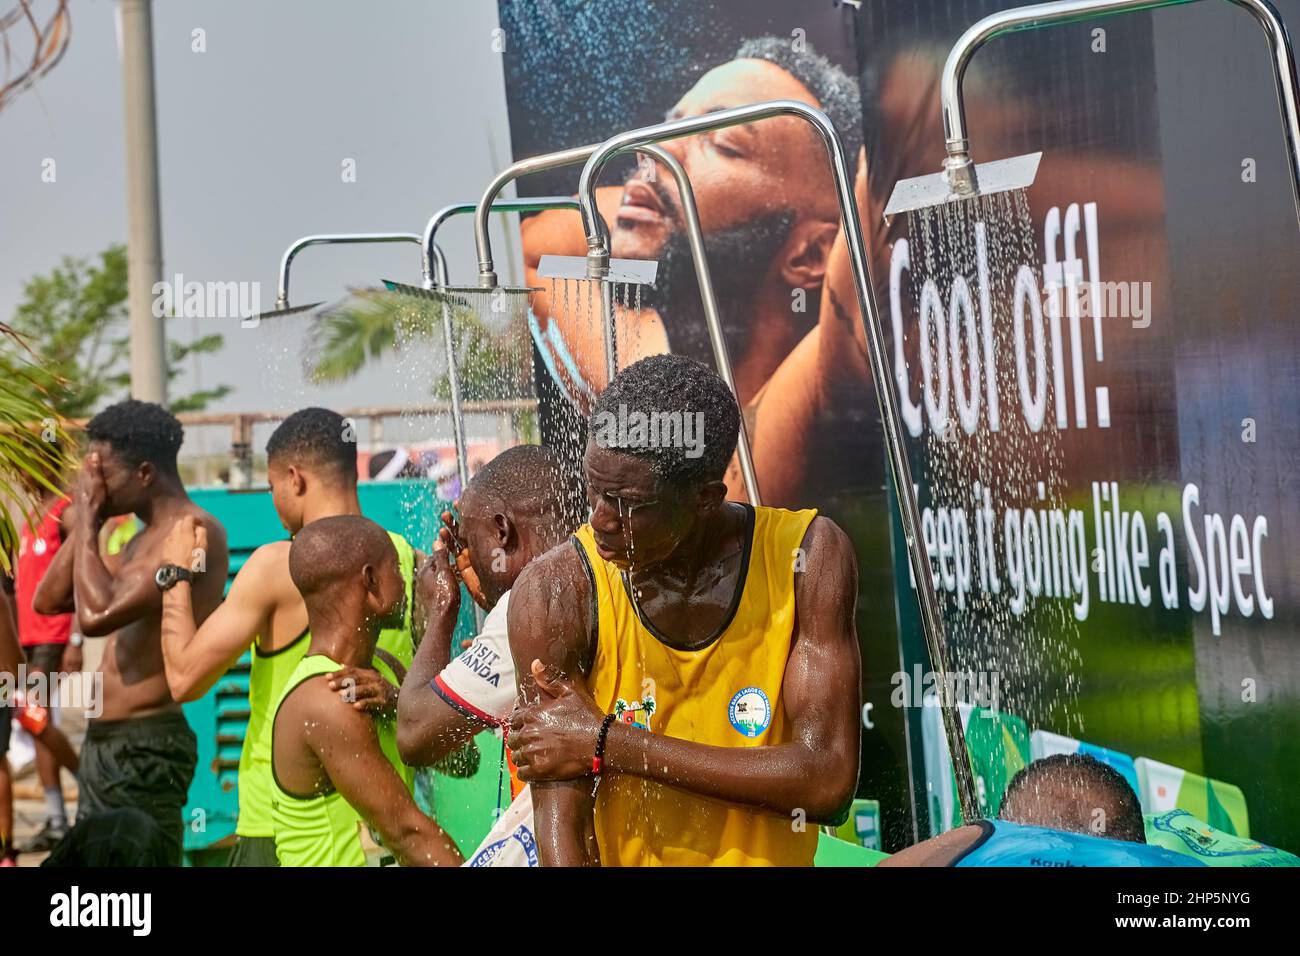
{"left": 636, "top": 207, "right": 798, "bottom": 366}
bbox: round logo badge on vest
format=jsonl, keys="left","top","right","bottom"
{"left": 728, "top": 687, "right": 772, "bottom": 738}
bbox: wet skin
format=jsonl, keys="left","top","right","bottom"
{"left": 395, "top": 485, "right": 570, "bottom": 767}
{"left": 506, "top": 439, "right": 863, "bottom": 866}
{"left": 272, "top": 528, "right": 461, "bottom": 867}
{"left": 34, "top": 445, "right": 229, "bottom": 722}
{"left": 158, "top": 457, "right": 411, "bottom": 709}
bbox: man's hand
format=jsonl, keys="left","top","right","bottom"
{"left": 61, "top": 642, "right": 83, "bottom": 673}
{"left": 507, "top": 659, "right": 605, "bottom": 782}
{"left": 439, "top": 509, "right": 485, "bottom": 607}
{"left": 417, "top": 538, "right": 462, "bottom": 623}
{"left": 74, "top": 453, "right": 107, "bottom": 527}
{"left": 328, "top": 666, "right": 399, "bottom": 717}
{"left": 163, "top": 514, "right": 204, "bottom": 571}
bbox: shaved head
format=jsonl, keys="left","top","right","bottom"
{"left": 462, "top": 444, "right": 584, "bottom": 532}
{"left": 289, "top": 516, "right": 402, "bottom": 633}
{"left": 999, "top": 754, "right": 1146, "bottom": 843}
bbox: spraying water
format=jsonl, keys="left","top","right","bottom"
{"left": 900, "top": 189, "right": 1085, "bottom": 821}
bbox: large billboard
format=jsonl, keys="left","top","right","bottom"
{"left": 496, "top": 0, "right": 1300, "bottom": 852}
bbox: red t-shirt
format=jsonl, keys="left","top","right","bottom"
{"left": 16, "top": 497, "right": 72, "bottom": 647}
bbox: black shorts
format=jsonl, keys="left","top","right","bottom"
{"left": 228, "top": 835, "right": 280, "bottom": 867}
{"left": 77, "top": 710, "right": 197, "bottom": 866}
{"left": 22, "top": 642, "right": 64, "bottom": 675}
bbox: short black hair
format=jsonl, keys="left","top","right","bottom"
{"left": 589, "top": 354, "right": 739, "bottom": 489}
{"left": 468, "top": 444, "right": 586, "bottom": 533}
{"left": 735, "top": 35, "right": 863, "bottom": 175}
{"left": 1001, "top": 753, "right": 1146, "bottom": 844}
{"left": 266, "top": 407, "right": 357, "bottom": 481}
{"left": 85, "top": 400, "right": 183, "bottom": 475}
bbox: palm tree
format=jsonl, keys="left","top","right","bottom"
{"left": 303, "top": 288, "right": 535, "bottom": 402}
{"left": 0, "top": 323, "right": 75, "bottom": 573}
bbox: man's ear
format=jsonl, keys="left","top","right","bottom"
{"left": 779, "top": 218, "right": 839, "bottom": 290}
{"left": 137, "top": 461, "right": 157, "bottom": 488}
{"left": 361, "top": 563, "right": 380, "bottom": 601}
{"left": 696, "top": 479, "right": 729, "bottom": 513}
{"left": 495, "top": 512, "right": 518, "bottom": 551}
{"left": 287, "top": 464, "right": 308, "bottom": 496}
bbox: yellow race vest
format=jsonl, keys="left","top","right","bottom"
{"left": 573, "top": 504, "right": 819, "bottom": 867}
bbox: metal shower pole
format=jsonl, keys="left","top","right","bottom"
{"left": 470, "top": 143, "right": 764, "bottom": 505}
{"left": 418, "top": 198, "right": 580, "bottom": 500}
{"left": 937, "top": 0, "right": 1300, "bottom": 227}
{"left": 577, "top": 99, "right": 979, "bottom": 825}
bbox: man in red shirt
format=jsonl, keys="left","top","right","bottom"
{"left": 13, "top": 480, "right": 82, "bottom": 853}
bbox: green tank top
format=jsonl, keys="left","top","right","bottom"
{"left": 236, "top": 531, "right": 416, "bottom": 837}
{"left": 270, "top": 653, "right": 411, "bottom": 867}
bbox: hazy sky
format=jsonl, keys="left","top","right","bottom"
{"left": 1, "top": 0, "right": 521, "bottom": 430}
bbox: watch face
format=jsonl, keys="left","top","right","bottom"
{"left": 155, "top": 565, "right": 176, "bottom": 590}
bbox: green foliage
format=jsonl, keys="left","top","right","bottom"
{"left": 306, "top": 288, "right": 534, "bottom": 402}
{"left": 2, "top": 244, "right": 232, "bottom": 418}
{"left": 0, "top": 324, "right": 76, "bottom": 572}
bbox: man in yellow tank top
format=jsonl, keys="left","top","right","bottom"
{"left": 507, "top": 355, "right": 862, "bottom": 866}
{"left": 159, "top": 408, "right": 426, "bottom": 866}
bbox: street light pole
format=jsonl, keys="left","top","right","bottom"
{"left": 119, "top": 0, "right": 166, "bottom": 404}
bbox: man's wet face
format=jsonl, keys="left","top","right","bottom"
{"left": 89, "top": 442, "right": 138, "bottom": 517}
{"left": 374, "top": 548, "right": 407, "bottom": 630}
{"left": 611, "top": 57, "right": 835, "bottom": 264}
{"left": 583, "top": 440, "right": 693, "bottom": 572}
{"left": 455, "top": 487, "right": 509, "bottom": 603}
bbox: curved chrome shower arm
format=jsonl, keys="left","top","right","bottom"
{"left": 422, "top": 197, "right": 581, "bottom": 289}
{"left": 468, "top": 140, "right": 764, "bottom": 505}
{"left": 276, "top": 233, "right": 425, "bottom": 309}
{"left": 575, "top": 98, "right": 979, "bottom": 825}
{"left": 940, "top": 0, "right": 1300, "bottom": 219}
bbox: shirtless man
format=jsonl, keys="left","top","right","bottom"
{"left": 33, "top": 400, "right": 228, "bottom": 864}
{"left": 270, "top": 515, "right": 461, "bottom": 867}
{"left": 506, "top": 355, "right": 862, "bottom": 866}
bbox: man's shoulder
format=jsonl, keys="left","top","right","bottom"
{"left": 184, "top": 502, "right": 229, "bottom": 544}
{"left": 234, "top": 540, "right": 295, "bottom": 599}
{"left": 509, "top": 538, "right": 589, "bottom": 629}
{"left": 793, "top": 515, "right": 857, "bottom": 590}
{"left": 516, "top": 537, "right": 586, "bottom": 589}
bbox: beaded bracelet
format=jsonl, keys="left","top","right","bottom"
{"left": 592, "top": 713, "right": 618, "bottom": 774}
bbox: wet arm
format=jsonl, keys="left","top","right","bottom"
{"left": 396, "top": 593, "right": 485, "bottom": 765}
{"left": 162, "top": 546, "right": 276, "bottom": 701}
{"left": 32, "top": 529, "right": 76, "bottom": 615}
{"left": 603, "top": 518, "right": 862, "bottom": 823}
{"left": 509, "top": 553, "right": 600, "bottom": 866}
{"left": 71, "top": 512, "right": 158, "bottom": 637}
{"left": 313, "top": 690, "right": 463, "bottom": 867}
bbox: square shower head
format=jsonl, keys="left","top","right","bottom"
{"left": 242, "top": 301, "right": 326, "bottom": 327}
{"left": 536, "top": 255, "right": 658, "bottom": 286}
{"left": 884, "top": 152, "right": 1042, "bottom": 218}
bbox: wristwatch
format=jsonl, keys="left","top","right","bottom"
{"left": 154, "top": 564, "right": 195, "bottom": 592}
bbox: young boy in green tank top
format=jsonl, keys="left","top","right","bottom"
{"left": 269, "top": 515, "right": 460, "bottom": 867}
